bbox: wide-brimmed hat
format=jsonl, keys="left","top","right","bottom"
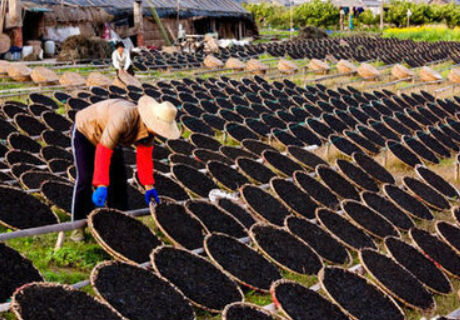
{"left": 138, "top": 95, "right": 181, "bottom": 140}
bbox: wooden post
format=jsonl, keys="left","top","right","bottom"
{"left": 455, "top": 163, "right": 459, "bottom": 181}
{"left": 238, "top": 21, "right": 243, "bottom": 40}
{"left": 210, "top": 19, "right": 216, "bottom": 33}
{"left": 134, "top": 0, "right": 144, "bottom": 46}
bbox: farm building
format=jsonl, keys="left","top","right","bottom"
{"left": 2, "top": 0, "right": 258, "bottom": 48}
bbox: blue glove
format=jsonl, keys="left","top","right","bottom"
{"left": 145, "top": 188, "right": 160, "bottom": 205}
{"left": 92, "top": 186, "right": 108, "bottom": 207}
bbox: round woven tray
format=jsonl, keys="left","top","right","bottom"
{"left": 204, "top": 233, "right": 282, "bottom": 293}
{"left": 249, "top": 223, "right": 322, "bottom": 275}
{"left": 12, "top": 282, "right": 128, "bottom": 320}
{"left": 337, "top": 59, "right": 356, "bottom": 73}
{"left": 150, "top": 245, "right": 244, "bottom": 313}
{"left": 223, "top": 302, "right": 282, "bottom": 320}
{"left": 278, "top": 59, "right": 299, "bottom": 75}
{"left": 8, "top": 63, "right": 32, "bottom": 82}
{"left": 359, "top": 249, "right": 435, "bottom": 312}
{"left": 384, "top": 236, "right": 453, "bottom": 295}
{"left": 88, "top": 208, "right": 162, "bottom": 265}
{"left": 151, "top": 201, "right": 209, "bottom": 250}
{"left": 270, "top": 279, "right": 349, "bottom": 320}
{"left": 204, "top": 55, "right": 224, "bottom": 69}
{"left": 318, "top": 267, "right": 405, "bottom": 320}
{"left": 246, "top": 59, "right": 268, "bottom": 75}
{"left": 419, "top": 66, "right": 443, "bottom": 82}
{"left": 90, "top": 260, "right": 196, "bottom": 320}
{"left": 391, "top": 64, "right": 414, "bottom": 80}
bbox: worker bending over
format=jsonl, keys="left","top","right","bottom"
{"left": 112, "top": 42, "right": 133, "bottom": 75}
{"left": 70, "top": 96, "right": 180, "bottom": 241}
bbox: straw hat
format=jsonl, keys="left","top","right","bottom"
{"left": 138, "top": 96, "right": 181, "bottom": 140}
{"left": 357, "top": 63, "right": 380, "bottom": 80}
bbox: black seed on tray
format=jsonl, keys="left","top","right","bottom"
{"left": 236, "top": 157, "right": 276, "bottom": 184}
{"left": 166, "top": 139, "right": 195, "bottom": 155}
{"left": 207, "top": 161, "right": 249, "bottom": 191}
{"left": 202, "top": 114, "right": 226, "bottom": 131}
{"left": 336, "top": 159, "right": 379, "bottom": 192}
{"left": 205, "top": 234, "right": 282, "bottom": 291}
{"left": 384, "top": 184, "right": 433, "bottom": 220}
{"left": 10, "top": 163, "right": 39, "bottom": 180}
{"left": 270, "top": 178, "right": 318, "bottom": 219}
{"left": 169, "top": 154, "right": 204, "bottom": 170}
{"left": 152, "top": 160, "right": 170, "bottom": 174}
{"left": 20, "top": 171, "right": 67, "bottom": 189}
{"left": 245, "top": 119, "right": 270, "bottom": 137}
{"left": 216, "top": 199, "right": 256, "bottom": 228}
{"left": 317, "top": 208, "right": 376, "bottom": 251}
{"left": 226, "top": 122, "right": 259, "bottom": 142}
{"left": 286, "top": 216, "right": 349, "bottom": 265}
{"left": 0, "top": 144, "right": 7, "bottom": 158}
{"left": 306, "top": 119, "right": 334, "bottom": 139}
{"left": 41, "top": 146, "right": 73, "bottom": 162}
{"left": 386, "top": 140, "right": 422, "bottom": 167}
{"left": 0, "top": 119, "right": 16, "bottom": 139}
{"left": 272, "top": 280, "right": 350, "bottom": 320}
{"left": 316, "top": 165, "right": 360, "bottom": 201}
{"left": 154, "top": 172, "right": 190, "bottom": 201}
{"left": 342, "top": 200, "right": 399, "bottom": 239}
{"left": 3, "top": 105, "right": 26, "bottom": 119}
{"left": 152, "top": 246, "right": 243, "bottom": 312}
{"left": 361, "top": 191, "right": 414, "bottom": 230}
{"left": 41, "top": 130, "right": 71, "bottom": 148}
{"left": 193, "top": 149, "right": 233, "bottom": 165}
{"left": 152, "top": 145, "right": 171, "bottom": 161}
{"left": 14, "top": 114, "right": 47, "bottom": 136}
{"left": 223, "top": 303, "right": 278, "bottom": 320}
{"left": 126, "top": 185, "right": 146, "bottom": 210}
{"left": 403, "top": 177, "right": 450, "bottom": 210}
{"left": 153, "top": 202, "right": 208, "bottom": 250}
{"left": 416, "top": 166, "right": 460, "bottom": 200}
{"left": 402, "top": 135, "right": 439, "bottom": 164}
{"left": 7, "top": 133, "right": 41, "bottom": 153}
{"left": 436, "top": 221, "right": 460, "bottom": 257}
{"left": 360, "top": 249, "right": 435, "bottom": 311}
{"left": 345, "top": 131, "right": 380, "bottom": 154}
{"left": 385, "top": 236, "right": 452, "bottom": 294}
{"left": 319, "top": 267, "right": 404, "bottom": 320}
{"left": 190, "top": 133, "right": 221, "bottom": 151}
{"left": 262, "top": 150, "right": 303, "bottom": 177}
{"left": 186, "top": 201, "right": 247, "bottom": 238}
{"left": 46, "top": 158, "right": 70, "bottom": 173}
{"left": 287, "top": 146, "right": 328, "bottom": 170}
{"left": 29, "top": 93, "right": 59, "bottom": 109}
{"left": 181, "top": 115, "right": 215, "bottom": 136}
{"left": 294, "top": 171, "right": 339, "bottom": 209}
{"left": 0, "top": 171, "right": 13, "bottom": 182}
{"left": 0, "top": 243, "right": 43, "bottom": 302}
{"left": 271, "top": 130, "right": 304, "bottom": 147}
{"left": 12, "top": 283, "right": 123, "bottom": 320}
{"left": 42, "top": 111, "right": 73, "bottom": 132}
{"left": 250, "top": 224, "right": 322, "bottom": 275}
{"left": 89, "top": 208, "right": 162, "bottom": 264}
{"left": 92, "top": 261, "right": 195, "bottom": 320}
{"left": 219, "top": 146, "right": 258, "bottom": 161}
{"left": 288, "top": 123, "right": 323, "bottom": 146}
{"left": 353, "top": 153, "right": 395, "bottom": 184}
{"left": 241, "top": 186, "right": 290, "bottom": 226}
{"left": 172, "top": 164, "right": 218, "bottom": 198}
{"left": 329, "top": 135, "right": 363, "bottom": 156}
{"left": 416, "top": 131, "right": 451, "bottom": 158}
{"left": 0, "top": 185, "right": 58, "bottom": 229}
{"left": 411, "top": 228, "right": 460, "bottom": 278}
{"left": 241, "top": 139, "right": 277, "bottom": 156}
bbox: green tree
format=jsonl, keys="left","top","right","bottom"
{"left": 293, "top": 0, "right": 340, "bottom": 27}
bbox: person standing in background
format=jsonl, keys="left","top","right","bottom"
{"left": 112, "top": 42, "right": 134, "bottom": 76}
